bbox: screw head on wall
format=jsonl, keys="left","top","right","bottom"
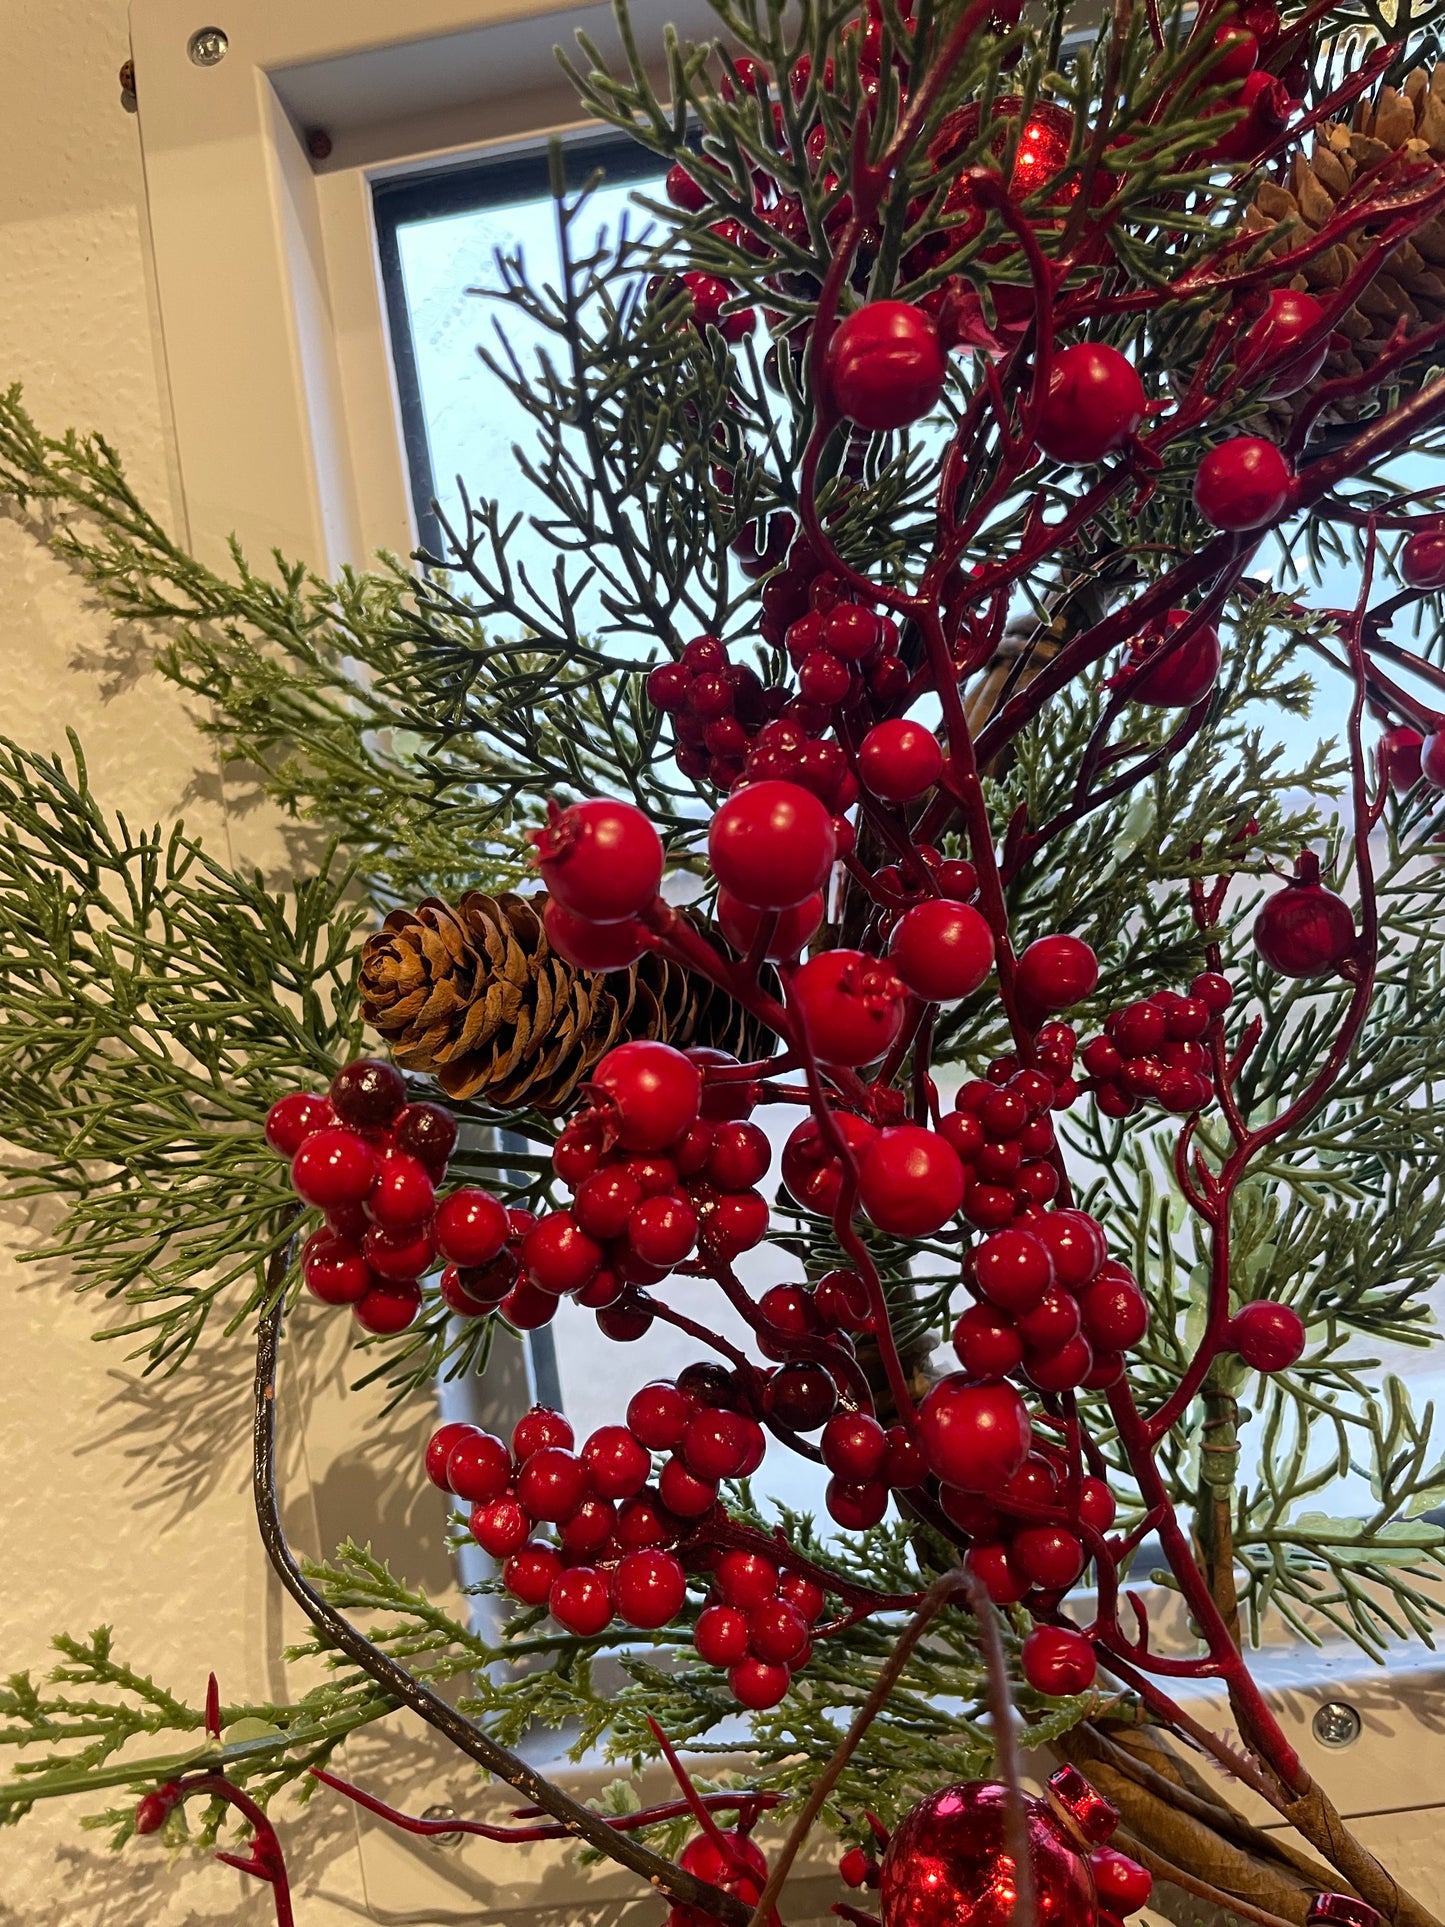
{"left": 187, "top": 26, "right": 229, "bottom": 67}
{"left": 1311, "top": 1701, "right": 1362, "bottom": 1749}
{"left": 420, "top": 1804, "right": 465, "bottom": 1848}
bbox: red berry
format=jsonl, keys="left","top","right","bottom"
{"left": 1090, "top": 1846, "right": 1154, "bottom": 1914}
{"left": 572, "top": 1168, "right": 642, "bottom": 1241}
{"left": 329, "top": 1059, "right": 407, "bottom": 1129}
{"left": 665, "top": 161, "right": 712, "bottom": 211}
{"left": 513, "top": 1406, "right": 574, "bottom": 1460}
{"left": 815, "top": 1267, "right": 871, "bottom": 1330}
{"left": 952, "top": 1303, "right": 1026, "bottom": 1379}
{"left": 918, "top": 1376, "right": 1032, "bottom": 1491}
{"left": 582, "top": 1425, "right": 653, "bottom": 1499}
{"left": 1033, "top": 1209, "right": 1107, "bottom": 1289}
{"left": 502, "top": 1280, "right": 561, "bottom": 1329}
{"left": 1078, "top": 1478, "right": 1116, "bottom": 1532}
{"left": 615, "top": 1493, "right": 671, "bottom": 1550}
{"left": 548, "top": 1566, "right": 613, "bottom": 1636}
{"left": 1424, "top": 731, "right": 1445, "bottom": 789}
{"left": 1381, "top": 725, "right": 1425, "bottom": 792}
{"left": 353, "top": 1279, "right": 422, "bottom": 1333}
{"left": 301, "top": 1228, "right": 372, "bottom": 1305}
{"left": 1016, "top": 1285, "right": 1082, "bottom": 1355}
{"left": 716, "top": 1549, "right": 779, "bottom": 1608}
{"left": 821, "top": 1412, "right": 889, "bottom": 1481}
{"left": 824, "top": 301, "right": 946, "bottom": 431}
{"left": 885, "top": 1424, "right": 929, "bottom": 1487}
{"left": 134, "top": 1784, "right": 181, "bottom": 1835}
{"left": 1025, "top": 1332, "right": 1095, "bottom": 1391}
{"left": 592, "top": 1041, "right": 702, "bottom": 1152}
{"left": 706, "top": 1121, "right": 772, "bottom": 1191}
{"left": 779, "top": 1573, "right": 827, "bottom": 1621}
{"left": 840, "top": 1847, "right": 876, "bottom": 1889}
{"left": 291, "top": 1128, "right": 376, "bottom": 1209}
{"left": 544, "top": 898, "right": 649, "bottom": 970}
{"left": 658, "top": 1455, "right": 718, "bottom": 1517}
{"left": 888, "top": 899, "right": 995, "bottom": 1002}
{"left": 614, "top": 1548, "right": 688, "bottom": 1628}
{"left": 781, "top": 1109, "right": 879, "bottom": 1213}
{"left": 709, "top": 780, "right": 837, "bottom": 910}
{"left": 858, "top": 1125, "right": 966, "bottom": 1235}
{"left": 695, "top": 1601, "right": 751, "bottom": 1665}
{"left": 470, "top": 1493, "right": 530, "bottom": 1557}
{"left": 1080, "top": 1267, "right": 1150, "bottom": 1349}
{"left": 763, "top": 1362, "right": 838, "bottom": 1431}
{"left": 1402, "top": 524, "right": 1445, "bottom": 590}
{"left": 749, "top": 1596, "right": 810, "bottom": 1662}
{"left": 698, "top": 1187, "right": 770, "bottom": 1259}
{"left": 681, "top": 269, "right": 754, "bottom": 342}
{"left": 1013, "top": 1525, "right": 1087, "bottom": 1589}
{"left": 1021, "top": 1624, "right": 1097, "bottom": 1695}
{"left": 627, "top": 1194, "right": 698, "bottom": 1268}
{"left": 791, "top": 950, "right": 907, "bottom": 1068}
{"left": 729, "top": 1656, "right": 792, "bottom": 1708}
{"left": 1229, "top": 1299, "right": 1305, "bottom": 1371}
{"left": 1241, "top": 287, "right": 1327, "bottom": 398}
{"left": 505, "top": 1543, "right": 564, "bottom": 1605}
{"left": 1036, "top": 343, "right": 1146, "bottom": 465}
{"left": 826, "top": 1476, "right": 890, "bottom": 1528}
{"left": 559, "top": 1497, "right": 616, "bottom": 1557}
{"left": 366, "top": 1151, "right": 435, "bottom": 1230}
{"left": 974, "top": 1227, "right": 1054, "bottom": 1312}
{"left": 1017, "top": 935, "right": 1099, "bottom": 1011}
{"left": 523, "top": 1211, "right": 603, "bottom": 1295}
{"left": 716, "top": 887, "right": 825, "bottom": 961}
{"left": 425, "top": 1421, "right": 477, "bottom": 1491}
{"left": 532, "top": 798, "right": 664, "bottom": 923}
{"left": 265, "top": 1091, "right": 334, "bottom": 1156}
{"left": 395, "top": 1101, "right": 457, "bottom": 1170}
{"left": 1000, "top": 1452, "right": 1060, "bottom": 1512}
{"left": 967, "top": 1541, "right": 1029, "bottom": 1604}
{"left": 1126, "top": 609, "right": 1223, "bottom": 709}
{"left": 447, "top": 1430, "right": 512, "bottom": 1503}
{"left": 1193, "top": 437, "right": 1292, "bottom": 531}
{"left": 1253, "top": 865, "right": 1355, "bottom": 978}
{"left": 627, "top": 1381, "right": 692, "bottom": 1451}
{"left": 1211, "top": 20, "right": 1259, "bottom": 80}
{"left": 858, "top": 719, "right": 944, "bottom": 804}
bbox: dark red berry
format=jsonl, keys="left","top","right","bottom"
{"left": 425, "top": 1421, "right": 478, "bottom": 1491}
{"left": 826, "top": 1476, "right": 890, "bottom": 1528}
{"left": 329, "top": 1058, "right": 407, "bottom": 1129}
{"left": 764, "top": 1362, "right": 838, "bottom": 1431}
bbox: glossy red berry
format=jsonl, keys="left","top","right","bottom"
{"left": 396, "top": 1101, "right": 458, "bottom": 1169}
{"left": 1036, "top": 343, "right": 1146, "bottom": 465}
{"left": 1402, "top": 524, "right": 1445, "bottom": 589}
{"left": 709, "top": 780, "right": 837, "bottom": 910}
{"left": 840, "top": 1847, "right": 877, "bottom": 1889}
{"left": 1423, "top": 731, "right": 1445, "bottom": 789}
{"left": 1381, "top": 725, "right": 1424, "bottom": 792}
{"left": 716, "top": 887, "right": 825, "bottom": 961}
{"left": 501, "top": 1280, "right": 562, "bottom": 1329}
{"left": 821, "top": 1411, "right": 889, "bottom": 1481}
{"left": 749, "top": 1595, "right": 810, "bottom": 1662}
{"left": 858, "top": 1125, "right": 966, "bottom": 1235}
{"left": 425, "top": 1421, "right": 478, "bottom": 1491}
{"left": 1033, "top": 1209, "right": 1107, "bottom": 1289}
{"left": 826, "top": 1476, "right": 890, "bottom": 1528}
{"left": 1080, "top": 1266, "right": 1150, "bottom": 1349}
{"left": 1253, "top": 860, "right": 1355, "bottom": 977}
{"left": 544, "top": 899, "right": 649, "bottom": 970}
{"left": 918, "top": 1375, "right": 1032, "bottom": 1492}
{"left": 974, "top": 1226, "right": 1054, "bottom": 1312}
{"left": 699, "top": 1187, "right": 770, "bottom": 1259}
{"left": 764, "top": 1362, "right": 838, "bottom": 1431}
{"left": 1229, "top": 1299, "right": 1306, "bottom": 1371}
{"left": 666, "top": 161, "right": 712, "bottom": 211}
{"left": 1089, "top": 1846, "right": 1154, "bottom": 1914}
{"left": 1193, "top": 437, "right": 1292, "bottom": 530}
{"left": 301, "top": 1228, "right": 372, "bottom": 1305}
{"left": 1013, "top": 1525, "right": 1087, "bottom": 1589}
{"left": 1016, "top": 1285, "right": 1082, "bottom": 1355}
{"left": 265, "top": 1091, "right": 334, "bottom": 1156}
{"left": 353, "top": 1279, "right": 423, "bottom": 1333}
{"left": 523, "top": 1211, "right": 603, "bottom": 1295}
{"left": 290, "top": 1129, "right": 376, "bottom": 1208}
{"left": 824, "top": 301, "right": 946, "bottom": 431}
{"left": 517, "top": 1446, "right": 589, "bottom": 1522}
{"left": 628, "top": 1194, "right": 699, "bottom": 1268}
{"left": 780, "top": 1110, "right": 879, "bottom": 1213}
{"left": 888, "top": 899, "right": 996, "bottom": 1002}
{"left": 614, "top": 1548, "right": 688, "bottom": 1628}
{"left": 1021, "top": 1624, "right": 1097, "bottom": 1695}
{"left": 858, "top": 719, "right": 944, "bottom": 803}
{"left": 792, "top": 950, "right": 907, "bottom": 1067}
{"left": 728, "top": 1656, "right": 792, "bottom": 1708}
{"left": 695, "top": 1601, "right": 752, "bottom": 1666}
{"left": 582, "top": 1425, "right": 653, "bottom": 1499}
{"left": 1080, "top": 1477, "right": 1117, "bottom": 1532}
{"left": 470, "top": 1493, "right": 531, "bottom": 1557}
{"left": 967, "top": 1540, "right": 1030, "bottom": 1604}
{"left": 1241, "top": 288, "right": 1328, "bottom": 398}
{"left": 532, "top": 798, "right": 664, "bottom": 923}
{"left": 779, "top": 1572, "right": 827, "bottom": 1621}
{"left": 366, "top": 1151, "right": 435, "bottom": 1230}
{"left": 591, "top": 1041, "right": 703, "bottom": 1151}
{"left": 658, "top": 1454, "right": 719, "bottom": 1517}
{"left": 548, "top": 1565, "right": 613, "bottom": 1636}
{"left": 681, "top": 270, "right": 754, "bottom": 342}
{"left": 716, "top": 1549, "right": 779, "bottom": 1608}
{"left": 627, "top": 1381, "right": 692, "bottom": 1451}
{"left": 329, "top": 1059, "right": 407, "bottom": 1128}
{"left": 512, "top": 1406, "right": 574, "bottom": 1460}
{"left": 1016, "top": 935, "right": 1099, "bottom": 1011}
{"left": 572, "top": 1168, "right": 642, "bottom": 1241}
{"left": 815, "top": 1267, "right": 871, "bottom": 1331}
{"left": 706, "top": 1121, "right": 772, "bottom": 1191}
{"left": 952, "top": 1303, "right": 1025, "bottom": 1379}
{"left": 446, "top": 1430, "right": 512, "bottom": 1504}
{"left": 1126, "top": 610, "right": 1223, "bottom": 709}
{"left": 504, "top": 1542, "right": 564, "bottom": 1605}
{"left": 1025, "top": 1332, "right": 1095, "bottom": 1391}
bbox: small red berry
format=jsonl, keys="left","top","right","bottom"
{"left": 366, "top": 1151, "right": 436, "bottom": 1230}
{"left": 1241, "top": 287, "right": 1327, "bottom": 398}
{"left": 1126, "top": 609, "right": 1223, "bottom": 709}
{"left": 501, "top": 1280, "right": 561, "bottom": 1329}
{"left": 1021, "top": 1624, "right": 1097, "bottom": 1695}
{"left": 779, "top": 1573, "right": 828, "bottom": 1621}
{"left": 858, "top": 719, "right": 944, "bottom": 803}
{"left": 709, "top": 779, "right": 837, "bottom": 910}
{"left": 1036, "top": 343, "right": 1146, "bottom": 465}
{"left": 424, "top": 1421, "right": 477, "bottom": 1491}
{"left": 523, "top": 1211, "right": 603, "bottom": 1295}
{"left": 470, "top": 1494, "right": 531, "bottom": 1557}
{"left": 504, "top": 1543, "right": 564, "bottom": 1605}
{"left": 582, "top": 1425, "right": 653, "bottom": 1499}
{"left": 627, "top": 1381, "right": 692, "bottom": 1451}
{"left": 888, "top": 898, "right": 995, "bottom": 1002}
{"left": 858, "top": 1125, "right": 966, "bottom": 1235}
{"left": 706, "top": 1121, "right": 772, "bottom": 1191}
{"left": 952, "top": 1303, "right": 1026, "bottom": 1379}
{"left": 265, "top": 1091, "right": 334, "bottom": 1156}
{"left": 716, "top": 1549, "right": 779, "bottom": 1608}
{"left": 543, "top": 898, "right": 649, "bottom": 970}
{"left": 728, "top": 1656, "right": 792, "bottom": 1708}
{"left": 572, "top": 1168, "right": 643, "bottom": 1241}
{"left": 658, "top": 1455, "right": 719, "bottom": 1517}
{"left": 329, "top": 1059, "right": 407, "bottom": 1129}
{"left": 301, "top": 1228, "right": 372, "bottom": 1305}
{"left": 716, "top": 887, "right": 825, "bottom": 961}
{"left": 447, "top": 1430, "right": 512, "bottom": 1504}
{"left": 1016, "top": 1285, "right": 1082, "bottom": 1355}
{"left": 974, "top": 1226, "right": 1054, "bottom": 1312}
{"left": 1025, "top": 1332, "right": 1095, "bottom": 1391}
{"left": 1033, "top": 1209, "right": 1107, "bottom": 1289}
{"left": 824, "top": 301, "right": 946, "bottom": 431}
{"left": 395, "top": 1101, "right": 458, "bottom": 1170}
{"left": 749, "top": 1596, "right": 810, "bottom": 1662}
{"left": 1013, "top": 1525, "right": 1087, "bottom": 1589}
{"left": 516, "top": 1446, "right": 589, "bottom": 1522}
{"left": 1402, "top": 524, "right": 1445, "bottom": 590}
{"left": 291, "top": 1128, "right": 376, "bottom": 1209}
{"left": 1080, "top": 1266, "right": 1150, "bottom": 1350}
{"left": 1016, "top": 935, "right": 1099, "bottom": 1011}
{"left": 1193, "top": 437, "right": 1292, "bottom": 531}
{"left": 764, "top": 1362, "right": 839, "bottom": 1431}
{"left": 1381, "top": 725, "right": 1424, "bottom": 793}
{"left": 780, "top": 1109, "right": 879, "bottom": 1212}
{"left": 821, "top": 1411, "right": 889, "bottom": 1481}
{"left": 967, "top": 1541, "right": 1030, "bottom": 1604}
{"left": 548, "top": 1566, "right": 613, "bottom": 1636}
{"left": 532, "top": 798, "right": 664, "bottom": 923}
{"left": 614, "top": 1548, "right": 688, "bottom": 1628}
{"left": 628, "top": 1194, "right": 699, "bottom": 1268}
{"left": 512, "top": 1406, "right": 574, "bottom": 1460}
{"left": 918, "top": 1376, "right": 1032, "bottom": 1492}
{"left": 826, "top": 1476, "right": 890, "bottom": 1528}
{"left": 1228, "top": 1299, "right": 1305, "bottom": 1371}
{"left": 695, "top": 1601, "right": 751, "bottom": 1666}
{"left": 1079, "top": 1477, "right": 1117, "bottom": 1532}
{"left": 1090, "top": 1846, "right": 1153, "bottom": 1914}
{"left": 353, "top": 1279, "right": 422, "bottom": 1333}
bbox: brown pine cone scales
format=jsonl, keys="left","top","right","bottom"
{"left": 360, "top": 892, "right": 772, "bottom": 1109}
{"left": 1246, "top": 65, "right": 1445, "bottom": 387}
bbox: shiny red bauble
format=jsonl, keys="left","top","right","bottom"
{"left": 858, "top": 719, "right": 945, "bottom": 803}
{"left": 791, "top": 950, "right": 907, "bottom": 1066}
{"left": 1193, "top": 437, "right": 1292, "bottom": 530}
{"left": 878, "top": 1781, "right": 1096, "bottom": 1927}
{"left": 613, "top": 1548, "right": 688, "bottom": 1628}
{"left": 532, "top": 798, "right": 664, "bottom": 923}
{"left": 918, "top": 1375, "right": 1032, "bottom": 1492}
{"left": 433, "top": 1187, "right": 508, "bottom": 1267}
{"left": 1402, "top": 523, "right": 1445, "bottom": 589}
{"left": 291, "top": 1128, "right": 376, "bottom": 1209}
{"left": 824, "top": 302, "right": 947, "bottom": 431}
{"left": 590, "top": 1040, "right": 702, "bottom": 1150}
{"left": 1036, "top": 343, "right": 1146, "bottom": 465}
{"left": 548, "top": 1565, "right": 614, "bottom": 1636}
{"left": 858, "top": 1125, "right": 966, "bottom": 1235}
{"left": 1021, "top": 1624, "right": 1098, "bottom": 1695}
{"left": 1126, "top": 610, "right": 1223, "bottom": 709}
{"left": 544, "top": 898, "right": 649, "bottom": 970}
{"left": 1242, "top": 288, "right": 1328, "bottom": 398}
{"left": 889, "top": 899, "right": 996, "bottom": 1002}
{"left": 1229, "top": 1299, "right": 1306, "bottom": 1371}
{"left": 716, "top": 886, "right": 824, "bottom": 960}
{"left": 1016, "top": 934, "right": 1099, "bottom": 1010}
{"left": 1253, "top": 862, "right": 1355, "bottom": 978}
{"left": 1090, "top": 1846, "right": 1154, "bottom": 1914}
{"left": 709, "top": 779, "right": 837, "bottom": 910}
{"left": 265, "top": 1090, "right": 334, "bottom": 1156}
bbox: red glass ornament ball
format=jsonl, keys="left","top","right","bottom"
{"left": 858, "top": 719, "right": 945, "bottom": 803}
{"left": 1017, "top": 934, "right": 1098, "bottom": 1011}
{"left": 516, "top": 1445, "right": 589, "bottom": 1522}
{"left": 1193, "top": 437, "right": 1293, "bottom": 531}
{"left": 548, "top": 1565, "right": 613, "bottom": 1636}
{"left": 824, "top": 301, "right": 947, "bottom": 432}
{"left": 532, "top": 797, "right": 664, "bottom": 924}
{"left": 952, "top": 1304, "right": 1025, "bottom": 1380}
{"left": 433, "top": 1187, "right": 508, "bottom": 1268}
{"left": 781, "top": 1109, "right": 879, "bottom": 1213}
{"left": 447, "top": 1429, "right": 512, "bottom": 1504}
{"left": 1036, "top": 342, "right": 1145, "bottom": 466}
{"left": 627, "top": 1380, "right": 693, "bottom": 1451}
{"left": 330, "top": 1058, "right": 407, "bottom": 1129}
{"left": 1253, "top": 874, "right": 1355, "bottom": 978}
{"left": 717, "top": 1548, "right": 779, "bottom": 1609}
{"left": 504, "top": 1542, "right": 564, "bottom": 1606}
{"left": 470, "top": 1493, "right": 531, "bottom": 1557}
{"left": 613, "top": 1548, "right": 688, "bottom": 1629}
{"left": 821, "top": 1411, "right": 889, "bottom": 1482}
{"left": 513, "top": 1405, "right": 574, "bottom": 1461}
{"left": 302, "top": 1228, "right": 373, "bottom": 1305}
{"left": 425, "top": 1420, "right": 478, "bottom": 1492}
{"left": 695, "top": 1600, "right": 751, "bottom": 1666}
{"left": 1128, "top": 610, "right": 1223, "bottom": 709}
{"left": 826, "top": 1475, "right": 891, "bottom": 1529}
{"left": 1021, "top": 1624, "right": 1098, "bottom": 1696}
{"left": 878, "top": 1781, "right": 1095, "bottom": 1927}
{"left": 709, "top": 779, "right": 837, "bottom": 911}
{"left": 858, "top": 1125, "right": 966, "bottom": 1236}
{"left": 591, "top": 1040, "right": 703, "bottom": 1151}
{"left": 265, "top": 1090, "right": 334, "bottom": 1157}
{"left": 353, "top": 1279, "right": 423, "bottom": 1333}
{"left": 1402, "top": 523, "right": 1445, "bottom": 589}
{"left": 544, "top": 898, "right": 649, "bottom": 970}
{"left": 918, "top": 1374, "right": 1032, "bottom": 1492}
{"left": 716, "top": 886, "right": 824, "bottom": 961}
{"left": 792, "top": 949, "right": 907, "bottom": 1067}
{"left": 1229, "top": 1299, "right": 1306, "bottom": 1371}
{"left": 974, "top": 1226, "right": 1054, "bottom": 1312}
{"left": 1243, "top": 288, "right": 1328, "bottom": 398}
{"left": 582, "top": 1424, "right": 652, "bottom": 1499}
{"left": 750, "top": 1595, "right": 811, "bottom": 1663}
{"left": 1080, "top": 1266, "right": 1149, "bottom": 1349}
{"left": 291, "top": 1128, "right": 376, "bottom": 1209}
{"left": 889, "top": 899, "right": 995, "bottom": 1003}
{"left": 729, "top": 1656, "right": 792, "bottom": 1708}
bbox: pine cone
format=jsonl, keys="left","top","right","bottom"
{"left": 359, "top": 892, "right": 772, "bottom": 1110}
{"left": 1246, "top": 65, "right": 1445, "bottom": 388}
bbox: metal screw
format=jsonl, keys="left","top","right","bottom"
{"left": 187, "top": 27, "right": 229, "bottom": 67}
{"left": 1311, "top": 1700, "right": 1362, "bottom": 1748}
{"left": 420, "top": 1804, "right": 465, "bottom": 1849}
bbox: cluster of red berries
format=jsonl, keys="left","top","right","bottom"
{"left": 265, "top": 1059, "right": 519, "bottom": 1335}
{"left": 939, "top": 1059, "right": 1073, "bottom": 1231}
{"left": 645, "top": 633, "right": 782, "bottom": 791}
{"left": 1078, "top": 973, "right": 1233, "bottom": 1118}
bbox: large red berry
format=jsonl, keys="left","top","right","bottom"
{"left": 695, "top": 1602, "right": 751, "bottom": 1666}
{"left": 1034, "top": 1210, "right": 1107, "bottom": 1289}
{"left": 1016, "top": 935, "right": 1098, "bottom": 1011}
{"left": 1193, "top": 437, "right": 1292, "bottom": 530}
{"left": 858, "top": 719, "right": 944, "bottom": 804}
{"left": 716, "top": 1549, "right": 778, "bottom": 1608}
{"left": 353, "top": 1279, "right": 422, "bottom": 1333}
{"left": 582, "top": 1425, "right": 652, "bottom": 1499}
{"left": 301, "top": 1228, "right": 372, "bottom": 1305}
{"left": 791, "top": 950, "right": 906, "bottom": 1067}
{"left": 523, "top": 1212, "right": 603, "bottom": 1294}
{"left": 395, "top": 1101, "right": 458, "bottom": 1170}
{"left": 290, "top": 1129, "right": 376, "bottom": 1209}
{"left": 265, "top": 1091, "right": 334, "bottom": 1156}
{"left": 1402, "top": 523, "right": 1445, "bottom": 589}
{"left": 447, "top": 1430, "right": 512, "bottom": 1504}
{"left": 1089, "top": 1846, "right": 1153, "bottom": 1914}
{"left": 826, "top": 1476, "right": 890, "bottom": 1529}
{"left": 532, "top": 798, "right": 664, "bottom": 923}
{"left": 1228, "top": 1299, "right": 1305, "bottom": 1371}
{"left": 504, "top": 1543, "right": 564, "bottom": 1606}
{"left": 888, "top": 899, "right": 995, "bottom": 1003}
{"left": 824, "top": 301, "right": 946, "bottom": 431}
{"left": 952, "top": 1304, "right": 1025, "bottom": 1379}
{"left": 627, "top": 1381, "right": 692, "bottom": 1451}
{"left": 512, "top": 1406, "right": 574, "bottom": 1460}
{"left": 1013, "top": 1525, "right": 1087, "bottom": 1589}
{"left": 470, "top": 1494, "right": 530, "bottom": 1557}
{"left": 709, "top": 780, "right": 837, "bottom": 910}
{"left": 918, "top": 1376, "right": 1032, "bottom": 1491}
{"left": 366, "top": 1151, "right": 436, "bottom": 1230}
{"left": 1126, "top": 610, "right": 1222, "bottom": 709}
{"left": 728, "top": 1656, "right": 792, "bottom": 1708}
{"left": 360, "top": 1223, "right": 434, "bottom": 1282}
{"left": 548, "top": 1566, "right": 613, "bottom": 1636}
{"left": 1241, "top": 287, "right": 1328, "bottom": 398}
{"left": 1021, "top": 1624, "right": 1097, "bottom": 1695}
{"left": 821, "top": 1412, "right": 889, "bottom": 1482}
{"left": 614, "top": 1549, "right": 688, "bottom": 1628}
{"left": 658, "top": 1455, "right": 718, "bottom": 1517}
{"left": 425, "top": 1421, "right": 478, "bottom": 1491}
{"left": 591, "top": 1041, "right": 702, "bottom": 1151}
{"left": 628, "top": 1194, "right": 699, "bottom": 1267}
{"left": 716, "top": 887, "right": 824, "bottom": 961}
{"left": 329, "top": 1059, "right": 407, "bottom": 1129}
{"left": 780, "top": 1110, "right": 879, "bottom": 1213}
{"left": 858, "top": 1126, "right": 966, "bottom": 1235}
{"left": 543, "top": 898, "right": 649, "bottom": 970}
{"left": 1025, "top": 1332, "right": 1095, "bottom": 1391}
{"left": 1036, "top": 343, "right": 1146, "bottom": 465}
{"left": 1253, "top": 865, "right": 1355, "bottom": 977}
{"left": 973, "top": 1227, "right": 1054, "bottom": 1312}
